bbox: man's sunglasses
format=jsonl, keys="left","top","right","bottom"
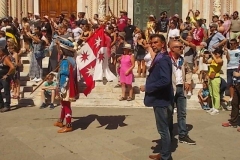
{"left": 173, "top": 46, "right": 184, "bottom": 50}
{"left": 170, "top": 36, "right": 180, "bottom": 40}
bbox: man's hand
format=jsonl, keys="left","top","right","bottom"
{"left": 233, "top": 71, "right": 240, "bottom": 77}
{"left": 140, "top": 85, "right": 145, "bottom": 92}
{"left": 184, "top": 83, "right": 190, "bottom": 90}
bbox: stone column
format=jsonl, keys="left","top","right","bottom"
{"left": 213, "top": 0, "right": 221, "bottom": 16}
{"left": 22, "top": 0, "right": 28, "bottom": 16}
{"left": 77, "top": 0, "right": 86, "bottom": 13}
{"left": 16, "top": 0, "right": 22, "bottom": 21}
{"left": 127, "top": 0, "right": 133, "bottom": 21}
{"left": 28, "top": 0, "right": 34, "bottom": 13}
{"left": 0, "top": 0, "right": 7, "bottom": 18}
{"left": 85, "top": 0, "right": 93, "bottom": 19}
{"left": 182, "top": 0, "right": 190, "bottom": 20}
{"left": 11, "top": 0, "right": 17, "bottom": 17}
{"left": 98, "top": 0, "right": 106, "bottom": 19}
{"left": 34, "top": 0, "right": 39, "bottom": 15}
{"left": 92, "top": 0, "right": 98, "bottom": 18}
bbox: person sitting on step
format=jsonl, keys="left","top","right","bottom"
{"left": 40, "top": 73, "right": 57, "bottom": 109}
{"left": 198, "top": 81, "right": 210, "bottom": 110}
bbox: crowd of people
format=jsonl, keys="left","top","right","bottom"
{"left": 0, "top": 7, "right": 240, "bottom": 159}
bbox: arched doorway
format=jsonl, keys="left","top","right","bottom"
{"left": 39, "top": 0, "right": 77, "bottom": 18}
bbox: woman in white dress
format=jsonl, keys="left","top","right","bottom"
{"left": 197, "top": 42, "right": 208, "bottom": 83}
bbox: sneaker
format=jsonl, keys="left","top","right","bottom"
{"left": 1, "top": 107, "right": 10, "bottom": 113}
{"left": 206, "top": 108, "right": 214, "bottom": 113}
{"left": 179, "top": 135, "right": 196, "bottom": 145}
{"left": 49, "top": 104, "right": 55, "bottom": 110}
{"left": 227, "top": 106, "right": 232, "bottom": 110}
{"left": 39, "top": 103, "right": 47, "bottom": 109}
{"left": 204, "top": 105, "right": 210, "bottom": 110}
{"left": 187, "top": 92, "right": 192, "bottom": 97}
{"left": 35, "top": 78, "right": 42, "bottom": 82}
{"left": 31, "top": 77, "right": 37, "bottom": 82}
{"left": 210, "top": 109, "right": 219, "bottom": 115}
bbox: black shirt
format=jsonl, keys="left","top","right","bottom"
{"left": 124, "top": 25, "right": 136, "bottom": 41}
{"left": 157, "top": 18, "right": 169, "bottom": 33}
{"left": 116, "top": 42, "right": 124, "bottom": 55}
{"left": 77, "top": 18, "right": 88, "bottom": 26}
{"left": 0, "top": 56, "right": 9, "bottom": 79}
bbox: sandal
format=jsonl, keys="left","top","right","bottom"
{"left": 11, "top": 95, "right": 20, "bottom": 99}
{"left": 135, "top": 75, "right": 141, "bottom": 78}
{"left": 114, "top": 84, "right": 121, "bottom": 88}
{"left": 119, "top": 97, "right": 126, "bottom": 101}
{"left": 127, "top": 97, "right": 133, "bottom": 101}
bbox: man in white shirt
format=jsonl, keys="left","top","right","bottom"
{"left": 71, "top": 21, "right": 82, "bottom": 42}
{"left": 169, "top": 40, "right": 196, "bottom": 145}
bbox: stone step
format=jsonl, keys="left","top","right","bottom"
{"left": 21, "top": 56, "right": 49, "bottom": 65}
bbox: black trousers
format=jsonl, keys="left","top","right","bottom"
{"left": 229, "top": 84, "right": 240, "bottom": 126}
{"left": 0, "top": 77, "right": 11, "bottom": 108}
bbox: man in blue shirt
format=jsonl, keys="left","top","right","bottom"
{"left": 140, "top": 34, "right": 173, "bottom": 160}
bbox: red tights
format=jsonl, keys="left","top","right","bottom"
{"left": 60, "top": 101, "right": 72, "bottom": 124}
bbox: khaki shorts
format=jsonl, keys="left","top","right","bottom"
{"left": 185, "top": 63, "right": 193, "bottom": 84}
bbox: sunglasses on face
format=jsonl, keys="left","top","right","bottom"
{"left": 170, "top": 36, "right": 180, "bottom": 40}
{"left": 173, "top": 46, "right": 184, "bottom": 50}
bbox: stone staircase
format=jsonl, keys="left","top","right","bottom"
{"left": 14, "top": 53, "right": 228, "bottom": 110}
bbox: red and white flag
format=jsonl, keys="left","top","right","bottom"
{"left": 76, "top": 26, "right": 116, "bottom": 96}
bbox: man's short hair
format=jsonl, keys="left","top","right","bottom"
{"left": 150, "top": 34, "right": 166, "bottom": 43}
{"left": 230, "top": 38, "right": 237, "bottom": 43}
{"left": 0, "top": 31, "right": 5, "bottom": 37}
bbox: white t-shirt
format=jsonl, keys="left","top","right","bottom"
{"left": 144, "top": 52, "right": 152, "bottom": 69}
{"left": 172, "top": 58, "right": 183, "bottom": 85}
{"left": 72, "top": 27, "right": 83, "bottom": 42}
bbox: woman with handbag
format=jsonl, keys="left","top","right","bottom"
{"left": 27, "top": 26, "right": 45, "bottom": 82}
{"left": 203, "top": 48, "right": 223, "bottom": 115}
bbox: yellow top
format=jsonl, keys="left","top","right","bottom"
{"left": 190, "top": 16, "right": 200, "bottom": 24}
{"left": 209, "top": 60, "right": 222, "bottom": 77}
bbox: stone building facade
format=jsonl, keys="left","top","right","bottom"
{"left": 0, "top": 0, "right": 240, "bottom": 29}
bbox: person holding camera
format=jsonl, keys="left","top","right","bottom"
{"left": 225, "top": 39, "right": 240, "bottom": 109}
{"left": 203, "top": 48, "right": 223, "bottom": 115}
{"left": 207, "top": 23, "right": 227, "bottom": 52}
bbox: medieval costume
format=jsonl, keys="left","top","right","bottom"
{"left": 54, "top": 42, "right": 79, "bottom": 133}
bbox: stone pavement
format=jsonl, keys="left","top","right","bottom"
{"left": 0, "top": 106, "right": 239, "bottom": 160}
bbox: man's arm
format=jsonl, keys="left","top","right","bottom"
{"left": 145, "top": 57, "right": 172, "bottom": 93}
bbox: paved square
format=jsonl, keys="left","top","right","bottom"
{"left": 0, "top": 107, "right": 239, "bottom": 160}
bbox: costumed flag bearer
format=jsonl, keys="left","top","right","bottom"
{"left": 53, "top": 38, "right": 79, "bottom": 133}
